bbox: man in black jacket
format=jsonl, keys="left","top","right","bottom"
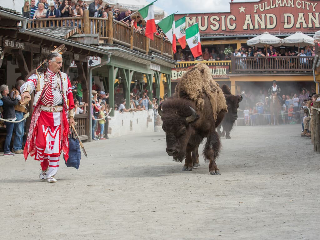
{"left": 0, "top": 85, "right": 20, "bottom": 156}
{"left": 89, "top": 0, "right": 102, "bottom": 17}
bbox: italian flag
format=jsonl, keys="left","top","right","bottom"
{"left": 175, "top": 16, "right": 186, "bottom": 49}
{"left": 139, "top": 2, "right": 156, "bottom": 40}
{"left": 158, "top": 14, "right": 176, "bottom": 53}
{"left": 186, "top": 23, "right": 202, "bottom": 58}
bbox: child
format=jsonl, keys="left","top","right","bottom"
{"left": 98, "top": 104, "right": 106, "bottom": 140}
{"left": 288, "top": 104, "right": 294, "bottom": 122}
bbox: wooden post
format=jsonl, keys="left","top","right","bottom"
{"left": 161, "top": 39, "right": 163, "bottom": 55}
{"left": 83, "top": 9, "right": 90, "bottom": 34}
{"left": 146, "top": 38, "right": 150, "bottom": 55}
{"left": 130, "top": 25, "right": 134, "bottom": 50}
{"left": 231, "top": 54, "right": 235, "bottom": 73}
{"left": 107, "top": 11, "right": 113, "bottom": 44}
{"left": 314, "top": 102, "right": 320, "bottom": 153}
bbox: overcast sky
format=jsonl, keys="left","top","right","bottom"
{"left": 148, "top": 0, "right": 258, "bottom": 15}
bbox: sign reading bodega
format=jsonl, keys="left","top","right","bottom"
{"left": 180, "top": 0, "right": 320, "bottom": 34}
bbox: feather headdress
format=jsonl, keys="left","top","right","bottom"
{"left": 35, "top": 44, "right": 67, "bottom": 91}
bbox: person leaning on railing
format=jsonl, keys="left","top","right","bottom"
{"left": 73, "top": 3, "right": 83, "bottom": 17}
{"left": 46, "top": 3, "right": 60, "bottom": 18}
{"left": 33, "top": 3, "right": 47, "bottom": 19}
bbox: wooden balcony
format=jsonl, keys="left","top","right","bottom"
{"left": 231, "top": 55, "right": 314, "bottom": 74}
{"left": 26, "top": 10, "right": 172, "bottom": 57}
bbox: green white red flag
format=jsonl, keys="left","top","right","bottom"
{"left": 158, "top": 14, "right": 176, "bottom": 53}
{"left": 139, "top": 2, "right": 156, "bottom": 40}
{"left": 175, "top": 16, "right": 186, "bottom": 49}
{"left": 186, "top": 23, "right": 202, "bottom": 58}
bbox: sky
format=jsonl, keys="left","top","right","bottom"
{"left": 147, "top": 0, "right": 258, "bottom": 15}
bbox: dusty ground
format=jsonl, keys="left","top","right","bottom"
{"left": 0, "top": 124, "right": 319, "bottom": 240}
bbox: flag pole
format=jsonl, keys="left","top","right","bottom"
{"left": 121, "top": 0, "right": 158, "bottom": 22}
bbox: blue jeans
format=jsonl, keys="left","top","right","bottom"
{"left": 99, "top": 123, "right": 104, "bottom": 136}
{"left": 92, "top": 119, "right": 97, "bottom": 139}
{"left": 13, "top": 111, "right": 25, "bottom": 151}
{"left": 4, "top": 122, "right": 15, "bottom": 153}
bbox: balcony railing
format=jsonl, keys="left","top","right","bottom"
{"left": 231, "top": 55, "right": 314, "bottom": 74}
{"left": 175, "top": 60, "right": 232, "bottom": 70}
{"left": 26, "top": 10, "right": 172, "bottom": 57}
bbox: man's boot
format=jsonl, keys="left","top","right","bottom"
{"left": 301, "top": 130, "right": 307, "bottom": 137}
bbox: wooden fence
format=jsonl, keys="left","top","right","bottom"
{"left": 175, "top": 60, "right": 232, "bottom": 70}
{"left": 312, "top": 102, "right": 320, "bottom": 153}
{"left": 231, "top": 55, "right": 314, "bottom": 74}
{"left": 27, "top": 10, "right": 172, "bottom": 57}
{"left": 74, "top": 113, "right": 89, "bottom": 141}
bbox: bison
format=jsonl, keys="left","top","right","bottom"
{"left": 218, "top": 85, "right": 243, "bottom": 139}
{"left": 159, "top": 64, "right": 227, "bottom": 175}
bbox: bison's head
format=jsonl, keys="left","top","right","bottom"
{"left": 226, "top": 94, "right": 243, "bottom": 121}
{"left": 158, "top": 98, "right": 199, "bottom": 162}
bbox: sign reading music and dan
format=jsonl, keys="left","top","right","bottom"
{"left": 176, "top": 0, "right": 320, "bottom": 35}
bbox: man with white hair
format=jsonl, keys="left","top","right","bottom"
{"left": 21, "top": 48, "right": 75, "bottom": 183}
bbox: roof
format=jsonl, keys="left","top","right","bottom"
{"left": 34, "top": 27, "right": 82, "bottom": 39}
{"left": 21, "top": 28, "right": 111, "bottom": 56}
{"left": 0, "top": 6, "right": 27, "bottom": 21}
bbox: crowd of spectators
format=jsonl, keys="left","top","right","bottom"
{"left": 23, "top": 0, "right": 169, "bottom": 40}
{"left": 174, "top": 45, "right": 315, "bottom": 62}
{"left": 238, "top": 86, "right": 320, "bottom": 128}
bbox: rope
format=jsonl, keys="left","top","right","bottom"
{"left": 0, "top": 112, "right": 30, "bottom": 123}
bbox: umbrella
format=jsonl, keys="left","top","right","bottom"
{"left": 247, "top": 32, "right": 283, "bottom": 47}
{"left": 283, "top": 31, "right": 314, "bottom": 47}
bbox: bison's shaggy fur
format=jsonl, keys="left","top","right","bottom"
{"left": 175, "top": 63, "right": 227, "bottom": 120}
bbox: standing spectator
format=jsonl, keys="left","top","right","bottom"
{"left": 13, "top": 80, "right": 27, "bottom": 154}
{"left": 285, "top": 95, "right": 292, "bottom": 110}
{"left": 139, "top": 93, "right": 152, "bottom": 110}
{"left": 74, "top": 99, "right": 87, "bottom": 114}
{"left": 175, "top": 48, "right": 185, "bottom": 61}
{"left": 46, "top": 3, "right": 59, "bottom": 18}
{"left": 298, "top": 49, "right": 307, "bottom": 65}
{"left": 98, "top": 104, "right": 106, "bottom": 140}
{"left": 288, "top": 104, "right": 294, "bottom": 122}
{"left": 40, "top": 0, "right": 49, "bottom": 9}
{"left": 22, "top": 0, "right": 30, "bottom": 18}
{"left": 1, "top": 85, "right": 20, "bottom": 156}
{"left": 247, "top": 48, "right": 254, "bottom": 57}
{"left": 33, "top": 3, "right": 47, "bottom": 19}
{"left": 117, "top": 9, "right": 133, "bottom": 26}
{"left": 219, "top": 50, "right": 226, "bottom": 60}
{"left": 119, "top": 99, "right": 131, "bottom": 113}
{"left": 59, "top": 0, "right": 73, "bottom": 17}
{"left": 211, "top": 49, "right": 218, "bottom": 60}
{"left": 73, "top": 3, "right": 83, "bottom": 17}
{"left": 203, "top": 48, "right": 210, "bottom": 61}
{"left": 89, "top": 0, "right": 103, "bottom": 17}
{"left": 292, "top": 93, "right": 299, "bottom": 114}
{"left": 233, "top": 49, "right": 241, "bottom": 57}
{"left": 54, "top": 0, "right": 61, "bottom": 9}
{"left": 30, "top": 0, "right": 38, "bottom": 19}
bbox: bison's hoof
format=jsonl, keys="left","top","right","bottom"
{"left": 226, "top": 136, "right": 231, "bottom": 139}
{"left": 182, "top": 166, "right": 193, "bottom": 171}
{"left": 210, "top": 171, "right": 221, "bottom": 175}
{"left": 193, "top": 163, "right": 200, "bottom": 169}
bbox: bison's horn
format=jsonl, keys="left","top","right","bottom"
{"left": 239, "top": 95, "right": 243, "bottom": 102}
{"left": 186, "top": 107, "right": 199, "bottom": 123}
{"left": 158, "top": 104, "right": 163, "bottom": 117}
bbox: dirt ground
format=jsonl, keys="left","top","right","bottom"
{"left": 0, "top": 124, "right": 319, "bottom": 240}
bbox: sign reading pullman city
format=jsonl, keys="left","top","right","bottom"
{"left": 176, "top": 0, "right": 320, "bottom": 35}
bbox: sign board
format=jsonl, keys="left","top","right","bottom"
{"left": 150, "top": 63, "right": 161, "bottom": 71}
{"left": 175, "top": 0, "right": 320, "bottom": 36}
{"left": 3, "top": 39, "right": 24, "bottom": 50}
{"left": 88, "top": 56, "right": 101, "bottom": 67}
{"left": 172, "top": 65, "right": 230, "bottom": 80}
